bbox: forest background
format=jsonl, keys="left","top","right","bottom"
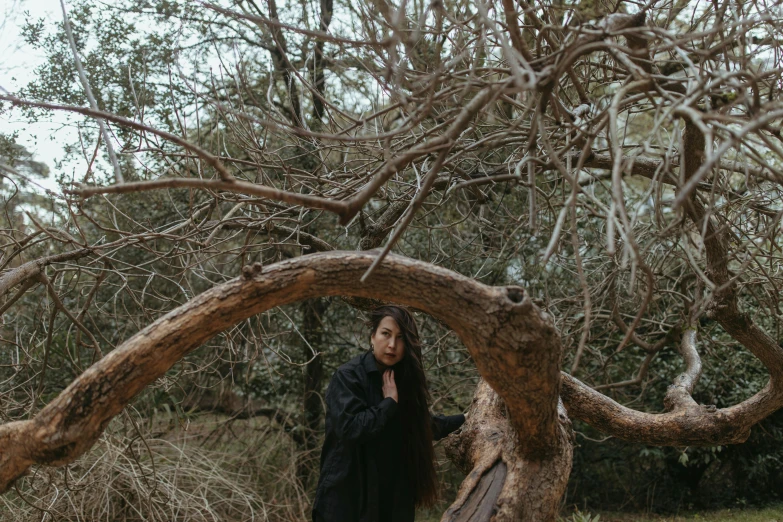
{"left": 1, "top": 0, "right": 783, "bottom": 520}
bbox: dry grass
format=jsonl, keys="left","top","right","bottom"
{"left": 0, "top": 412, "right": 311, "bottom": 522}
{"left": 0, "top": 407, "right": 467, "bottom": 522}
{"left": 6, "top": 411, "right": 776, "bottom": 522}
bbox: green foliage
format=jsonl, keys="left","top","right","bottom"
{"left": 585, "top": 505, "right": 783, "bottom": 521}
{"left": 569, "top": 410, "right": 783, "bottom": 512}
{"left": 564, "top": 509, "right": 602, "bottom": 522}
{"left": 0, "top": 132, "right": 50, "bottom": 178}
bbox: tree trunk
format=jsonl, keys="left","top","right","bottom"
{"left": 443, "top": 380, "right": 574, "bottom": 522}
{"left": 298, "top": 297, "right": 326, "bottom": 484}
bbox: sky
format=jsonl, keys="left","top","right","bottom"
{"left": 0, "top": 0, "right": 271, "bottom": 195}
{"left": 1, "top": 0, "right": 78, "bottom": 193}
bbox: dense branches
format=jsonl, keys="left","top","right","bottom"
{"left": 2, "top": 0, "right": 783, "bottom": 518}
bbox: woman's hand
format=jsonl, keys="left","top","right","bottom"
{"left": 382, "top": 370, "right": 398, "bottom": 403}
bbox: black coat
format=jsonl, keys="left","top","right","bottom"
{"left": 312, "top": 351, "right": 465, "bottom": 522}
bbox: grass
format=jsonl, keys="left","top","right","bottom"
{"left": 418, "top": 506, "right": 783, "bottom": 522}
{"left": 562, "top": 505, "right": 783, "bottom": 522}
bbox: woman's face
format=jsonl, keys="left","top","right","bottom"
{"left": 371, "top": 316, "right": 406, "bottom": 367}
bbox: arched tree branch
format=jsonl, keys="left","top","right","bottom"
{"left": 0, "top": 251, "right": 562, "bottom": 493}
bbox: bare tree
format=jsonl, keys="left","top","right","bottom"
{"left": 2, "top": 0, "right": 783, "bottom": 520}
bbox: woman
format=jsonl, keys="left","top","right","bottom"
{"left": 312, "top": 305, "right": 465, "bottom": 522}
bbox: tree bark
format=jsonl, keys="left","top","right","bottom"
{"left": 443, "top": 380, "right": 573, "bottom": 522}
{"left": 0, "top": 249, "right": 92, "bottom": 297}
{"left": 0, "top": 251, "right": 563, "bottom": 499}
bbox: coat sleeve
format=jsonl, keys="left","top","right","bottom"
{"left": 431, "top": 413, "right": 466, "bottom": 441}
{"left": 327, "top": 368, "right": 398, "bottom": 443}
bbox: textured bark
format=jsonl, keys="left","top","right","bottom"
{"left": 561, "top": 373, "right": 779, "bottom": 446}
{"left": 0, "top": 249, "right": 92, "bottom": 297}
{"left": 443, "top": 380, "right": 573, "bottom": 522}
{"left": 0, "top": 251, "right": 562, "bottom": 494}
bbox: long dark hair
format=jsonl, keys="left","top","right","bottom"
{"left": 368, "top": 305, "right": 438, "bottom": 507}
